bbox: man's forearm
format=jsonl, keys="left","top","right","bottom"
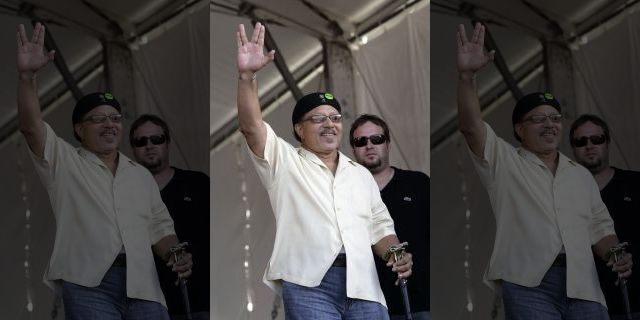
{"left": 237, "top": 74, "right": 266, "bottom": 156}
{"left": 237, "top": 73, "right": 262, "bottom": 134}
{"left": 457, "top": 72, "right": 486, "bottom": 155}
{"left": 153, "top": 234, "right": 180, "bottom": 262}
{"left": 17, "top": 72, "right": 45, "bottom": 153}
{"left": 593, "top": 234, "right": 619, "bottom": 261}
{"left": 373, "top": 234, "right": 401, "bottom": 260}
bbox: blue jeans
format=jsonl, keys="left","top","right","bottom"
{"left": 62, "top": 266, "right": 169, "bottom": 320}
{"left": 502, "top": 266, "right": 609, "bottom": 320}
{"left": 390, "top": 311, "right": 431, "bottom": 320}
{"left": 282, "top": 265, "right": 389, "bottom": 320}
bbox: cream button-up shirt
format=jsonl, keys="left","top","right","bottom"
{"left": 248, "top": 122, "right": 396, "bottom": 307}
{"left": 28, "top": 123, "right": 175, "bottom": 306}
{"left": 470, "top": 123, "right": 615, "bottom": 306}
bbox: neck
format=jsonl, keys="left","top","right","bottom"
{"left": 533, "top": 149, "right": 559, "bottom": 174}
{"left": 153, "top": 166, "right": 175, "bottom": 190}
{"left": 95, "top": 150, "right": 119, "bottom": 174}
{"left": 372, "top": 166, "right": 394, "bottom": 190}
{"left": 308, "top": 147, "right": 339, "bottom": 174}
{"left": 592, "top": 166, "right": 614, "bottom": 191}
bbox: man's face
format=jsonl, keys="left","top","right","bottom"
{"left": 571, "top": 121, "right": 609, "bottom": 173}
{"left": 131, "top": 121, "right": 169, "bottom": 173}
{"left": 294, "top": 105, "right": 342, "bottom": 154}
{"left": 74, "top": 105, "right": 122, "bottom": 154}
{"left": 351, "top": 121, "right": 390, "bottom": 174}
{"left": 515, "top": 105, "right": 562, "bottom": 154}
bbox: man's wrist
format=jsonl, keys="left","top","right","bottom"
{"left": 18, "top": 71, "right": 36, "bottom": 81}
{"left": 458, "top": 71, "right": 476, "bottom": 82}
{"left": 238, "top": 71, "right": 256, "bottom": 81}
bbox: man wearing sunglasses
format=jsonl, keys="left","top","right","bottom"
{"left": 130, "top": 115, "right": 210, "bottom": 320}
{"left": 570, "top": 114, "right": 640, "bottom": 319}
{"left": 350, "top": 114, "right": 430, "bottom": 320}
{"left": 457, "top": 23, "right": 631, "bottom": 319}
{"left": 16, "top": 23, "right": 191, "bottom": 319}
{"left": 235, "top": 22, "right": 413, "bottom": 319}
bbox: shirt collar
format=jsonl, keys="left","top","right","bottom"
{"left": 297, "top": 147, "right": 357, "bottom": 170}
{"left": 77, "top": 146, "right": 137, "bottom": 169}
{"left": 517, "top": 147, "right": 577, "bottom": 169}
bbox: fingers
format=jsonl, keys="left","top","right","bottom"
{"left": 387, "top": 253, "right": 413, "bottom": 285}
{"left": 257, "top": 23, "right": 265, "bottom": 47}
{"left": 471, "top": 22, "right": 481, "bottom": 44}
{"left": 18, "top": 24, "right": 29, "bottom": 47}
{"left": 30, "top": 23, "right": 39, "bottom": 43}
{"left": 239, "top": 24, "right": 249, "bottom": 46}
{"left": 478, "top": 24, "right": 486, "bottom": 48}
{"left": 457, "top": 24, "right": 468, "bottom": 46}
{"left": 250, "top": 22, "right": 261, "bottom": 44}
{"left": 265, "top": 49, "right": 276, "bottom": 62}
{"left": 37, "top": 23, "right": 46, "bottom": 47}
{"left": 236, "top": 31, "right": 243, "bottom": 50}
{"left": 487, "top": 50, "right": 496, "bottom": 61}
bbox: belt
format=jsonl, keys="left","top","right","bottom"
{"left": 552, "top": 254, "right": 566, "bottom": 267}
{"left": 112, "top": 254, "right": 127, "bottom": 267}
{"left": 332, "top": 254, "right": 346, "bottom": 267}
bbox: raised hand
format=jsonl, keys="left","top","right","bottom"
{"left": 456, "top": 23, "right": 494, "bottom": 74}
{"left": 236, "top": 22, "right": 275, "bottom": 74}
{"left": 17, "top": 23, "right": 55, "bottom": 75}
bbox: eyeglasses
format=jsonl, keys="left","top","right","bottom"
{"left": 132, "top": 134, "right": 167, "bottom": 148}
{"left": 352, "top": 134, "right": 387, "bottom": 147}
{"left": 523, "top": 114, "right": 563, "bottom": 124}
{"left": 302, "top": 114, "right": 343, "bottom": 124}
{"left": 83, "top": 114, "right": 123, "bottom": 124}
{"left": 572, "top": 135, "right": 606, "bottom": 147}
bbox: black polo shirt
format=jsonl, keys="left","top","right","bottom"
{"left": 375, "top": 167, "right": 430, "bottom": 314}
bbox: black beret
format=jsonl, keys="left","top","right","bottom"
{"left": 512, "top": 92, "right": 561, "bottom": 125}
{"left": 291, "top": 92, "right": 341, "bottom": 125}
{"left": 72, "top": 92, "right": 121, "bottom": 125}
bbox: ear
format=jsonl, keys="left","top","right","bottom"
{"left": 515, "top": 123, "right": 524, "bottom": 141}
{"left": 294, "top": 123, "right": 304, "bottom": 141}
{"left": 74, "top": 123, "right": 84, "bottom": 140}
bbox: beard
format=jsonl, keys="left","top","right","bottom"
{"left": 579, "top": 157, "right": 603, "bottom": 173}
{"left": 363, "top": 158, "right": 384, "bottom": 173}
{"left": 139, "top": 157, "right": 163, "bottom": 174}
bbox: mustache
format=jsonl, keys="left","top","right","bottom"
{"left": 540, "top": 128, "right": 557, "bottom": 135}
{"left": 100, "top": 129, "right": 118, "bottom": 135}
{"left": 320, "top": 129, "right": 337, "bottom": 135}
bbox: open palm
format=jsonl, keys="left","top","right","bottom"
{"left": 17, "top": 23, "right": 54, "bottom": 73}
{"left": 236, "top": 22, "right": 275, "bottom": 74}
{"left": 457, "top": 23, "right": 494, "bottom": 73}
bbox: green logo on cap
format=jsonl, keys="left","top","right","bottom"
{"left": 324, "top": 93, "right": 334, "bottom": 100}
{"left": 104, "top": 93, "right": 114, "bottom": 100}
{"left": 544, "top": 93, "right": 554, "bottom": 100}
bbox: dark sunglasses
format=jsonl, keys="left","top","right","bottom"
{"left": 572, "top": 135, "right": 606, "bottom": 147}
{"left": 132, "top": 134, "right": 166, "bottom": 148}
{"left": 352, "top": 134, "right": 387, "bottom": 147}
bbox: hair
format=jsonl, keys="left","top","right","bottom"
{"left": 349, "top": 114, "right": 391, "bottom": 147}
{"left": 129, "top": 114, "right": 171, "bottom": 146}
{"left": 569, "top": 114, "right": 610, "bottom": 147}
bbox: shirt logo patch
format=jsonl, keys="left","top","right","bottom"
{"left": 403, "top": 196, "right": 412, "bottom": 202}
{"left": 184, "top": 196, "right": 192, "bottom": 202}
